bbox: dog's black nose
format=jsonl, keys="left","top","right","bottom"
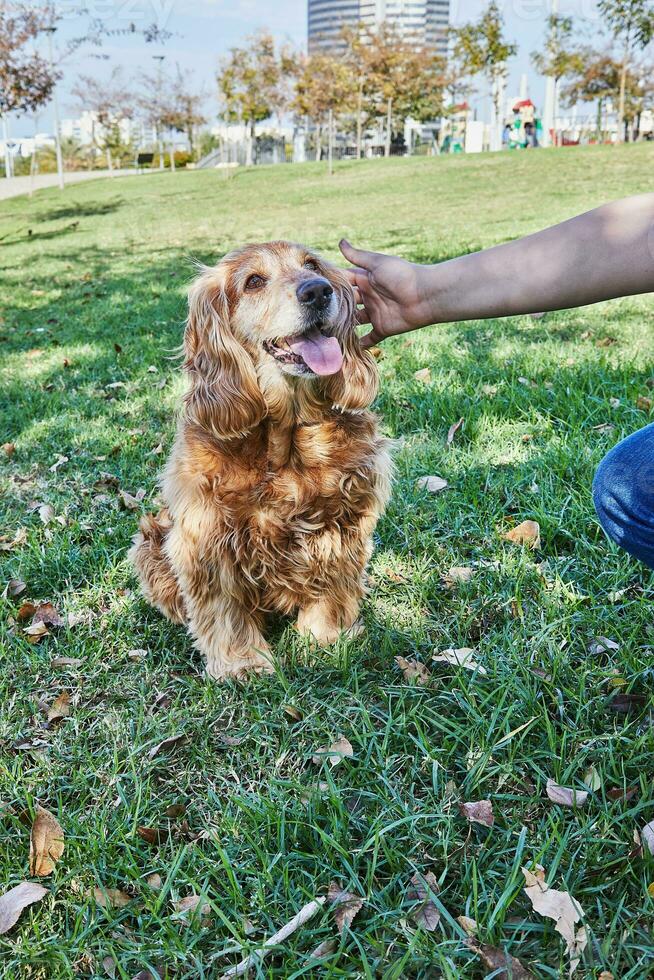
{"left": 297, "top": 277, "right": 333, "bottom": 309}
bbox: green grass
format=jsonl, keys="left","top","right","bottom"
{"left": 1, "top": 144, "right": 654, "bottom": 979}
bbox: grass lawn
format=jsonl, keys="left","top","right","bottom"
{"left": 1, "top": 144, "right": 654, "bottom": 979}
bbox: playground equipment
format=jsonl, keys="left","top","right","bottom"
{"left": 507, "top": 99, "right": 542, "bottom": 149}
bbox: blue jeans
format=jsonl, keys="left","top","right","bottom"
{"left": 593, "top": 423, "right": 654, "bottom": 569}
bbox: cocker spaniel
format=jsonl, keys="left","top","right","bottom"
{"left": 130, "top": 241, "right": 392, "bottom": 679}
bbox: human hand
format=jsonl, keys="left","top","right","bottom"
{"left": 339, "top": 239, "right": 435, "bottom": 348}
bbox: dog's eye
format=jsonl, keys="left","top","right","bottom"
{"left": 245, "top": 274, "right": 266, "bottom": 291}
{"left": 304, "top": 259, "right": 319, "bottom": 271}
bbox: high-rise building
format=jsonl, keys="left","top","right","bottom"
{"left": 308, "top": 0, "right": 450, "bottom": 56}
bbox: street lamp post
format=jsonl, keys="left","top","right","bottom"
{"left": 45, "top": 26, "right": 65, "bottom": 190}
{"left": 152, "top": 55, "right": 165, "bottom": 170}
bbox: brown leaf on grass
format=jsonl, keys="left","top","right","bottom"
{"left": 466, "top": 939, "right": 533, "bottom": 979}
{"left": 636, "top": 395, "right": 653, "bottom": 411}
{"left": 328, "top": 882, "right": 364, "bottom": 934}
{"left": 395, "top": 656, "right": 431, "bottom": 685}
{"left": 146, "top": 873, "right": 163, "bottom": 890}
{"left": 46, "top": 692, "right": 71, "bottom": 723}
{"left": 174, "top": 894, "right": 210, "bottom": 915}
{"left": 606, "top": 786, "right": 638, "bottom": 802}
{"left": 312, "top": 737, "right": 353, "bottom": 768}
{"left": 165, "top": 803, "right": 186, "bottom": 819}
{"left": 457, "top": 914, "right": 478, "bottom": 935}
{"left": 309, "top": 938, "right": 338, "bottom": 960}
{"left": 0, "top": 881, "right": 48, "bottom": 934}
{"left": 32, "top": 602, "right": 64, "bottom": 627}
{"left": 2, "top": 442, "right": 15, "bottom": 457}
{"left": 522, "top": 867, "right": 587, "bottom": 975}
{"left": 119, "top": 489, "right": 143, "bottom": 510}
{"left": 24, "top": 621, "right": 49, "bottom": 643}
{"left": 147, "top": 734, "right": 186, "bottom": 760}
{"left": 502, "top": 520, "right": 541, "bottom": 549}
{"left": 416, "top": 475, "right": 448, "bottom": 493}
{"left": 6, "top": 578, "right": 26, "bottom": 597}
{"left": 51, "top": 657, "right": 83, "bottom": 668}
{"left": 17, "top": 601, "right": 37, "bottom": 621}
{"left": 447, "top": 417, "right": 464, "bottom": 445}
{"left": 30, "top": 806, "right": 64, "bottom": 876}
{"left": 595, "top": 336, "right": 617, "bottom": 348}
{"left": 459, "top": 800, "right": 494, "bottom": 827}
{"left": 0, "top": 527, "right": 27, "bottom": 551}
{"left": 608, "top": 692, "right": 646, "bottom": 714}
{"left": 641, "top": 820, "right": 654, "bottom": 855}
{"left": 137, "top": 826, "right": 166, "bottom": 846}
{"left": 282, "top": 704, "right": 303, "bottom": 722}
{"left": 93, "top": 886, "right": 131, "bottom": 908}
{"left": 589, "top": 636, "right": 620, "bottom": 655}
{"left": 49, "top": 455, "right": 68, "bottom": 473}
{"left": 546, "top": 780, "right": 589, "bottom": 808}
{"left": 432, "top": 647, "right": 487, "bottom": 675}
{"left": 414, "top": 367, "right": 431, "bottom": 383}
{"left": 38, "top": 503, "right": 54, "bottom": 526}
{"left": 408, "top": 871, "right": 440, "bottom": 931}
{"left": 103, "top": 955, "right": 116, "bottom": 977}
{"left": 444, "top": 566, "right": 474, "bottom": 584}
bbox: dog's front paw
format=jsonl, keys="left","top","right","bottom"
{"left": 297, "top": 602, "right": 362, "bottom": 646}
{"left": 206, "top": 646, "right": 275, "bottom": 682}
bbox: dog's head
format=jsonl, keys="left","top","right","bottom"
{"left": 184, "top": 241, "right": 378, "bottom": 439}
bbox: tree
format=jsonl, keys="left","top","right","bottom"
{"left": 72, "top": 67, "right": 133, "bottom": 170}
{"left": 531, "top": 14, "right": 579, "bottom": 131}
{"left": 597, "top": 0, "right": 654, "bottom": 140}
{"left": 217, "top": 31, "right": 289, "bottom": 166}
{"left": 0, "top": 2, "right": 59, "bottom": 116}
{"left": 561, "top": 49, "right": 620, "bottom": 139}
{"left": 161, "top": 66, "right": 207, "bottom": 158}
{"left": 453, "top": 1, "right": 517, "bottom": 151}
{"left": 292, "top": 52, "right": 357, "bottom": 163}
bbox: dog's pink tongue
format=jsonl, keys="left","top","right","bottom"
{"left": 289, "top": 329, "right": 343, "bottom": 376}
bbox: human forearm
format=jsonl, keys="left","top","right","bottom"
{"left": 422, "top": 195, "right": 654, "bottom": 325}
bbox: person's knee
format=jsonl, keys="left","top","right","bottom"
{"left": 592, "top": 427, "right": 654, "bottom": 565}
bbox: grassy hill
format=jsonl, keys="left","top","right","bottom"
{"left": 1, "top": 144, "right": 654, "bottom": 978}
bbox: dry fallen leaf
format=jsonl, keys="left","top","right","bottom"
{"left": 522, "top": 867, "right": 586, "bottom": 975}
{"left": 457, "top": 914, "right": 478, "bottom": 936}
{"left": 30, "top": 806, "right": 65, "bottom": 876}
{"left": 395, "top": 656, "right": 431, "bottom": 685}
{"left": 408, "top": 871, "right": 440, "bottom": 931}
{"left": 165, "top": 803, "right": 186, "bottom": 818}
{"left": 502, "top": 520, "right": 541, "bottom": 549}
{"left": 414, "top": 367, "right": 431, "bottom": 383}
{"left": 328, "top": 882, "right": 364, "bottom": 935}
{"left": 51, "top": 657, "right": 83, "bottom": 668}
{"left": 46, "top": 692, "right": 71, "bottom": 723}
{"left": 641, "top": 820, "right": 654, "bottom": 855}
{"left": 93, "top": 886, "right": 131, "bottom": 908}
{"left": 2, "top": 442, "right": 15, "bottom": 457}
{"left": 309, "top": 938, "right": 338, "bottom": 960}
{"left": 147, "top": 734, "right": 186, "bottom": 760}
{"left": 459, "top": 800, "right": 494, "bottom": 827}
{"left": 444, "top": 566, "right": 474, "bottom": 584}
{"left": 38, "top": 503, "right": 54, "bottom": 526}
{"left": 416, "top": 475, "right": 448, "bottom": 493}
{"left": 432, "top": 647, "right": 487, "bottom": 675}
{"left": 6, "top": 578, "right": 26, "bottom": 597}
{"left": 0, "top": 528, "right": 27, "bottom": 551}
{"left": 546, "top": 780, "right": 589, "bottom": 808}
{"left": 137, "top": 826, "right": 166, "bottom": 846}
{"left": 466, "top": 938, "right": 533, "bottom": 979}
{"left": 32, "top": 602, "right": 64, "bottom": 627}
{"left": 596, "top": 336, "right": 617, "bottom": 348}
{"left": 282, "top": 704, "right": 303, "bottom": 723}
{"left": 588, "top": 636, "right": 620, "bottom": 655}
{"left": 447, "top": 417, "right": 464, "bottom": 445}
{"left": 146, "top": 873, "right": 163, "bottom": 890}
{"left": 636, "top": 395, "right": 653, "bottom": 411}
{"left": 174, "top": 894, "right": 210, "bottom": 915}
{"left": 0, "top": 881, "right": 48, "bottom": 935}
{"left": 312, "top": 737, "right": 353, "bottom": 768}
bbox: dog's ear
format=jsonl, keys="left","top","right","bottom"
{"left": 183, "top": 266, "right": 266, "bottom": 439}
{"left": 322, "top": 268, "right": 379, "bottom": 411}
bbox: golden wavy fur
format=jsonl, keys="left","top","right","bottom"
{"left": 129, "top": 241, "right": 392, "bottom": 679}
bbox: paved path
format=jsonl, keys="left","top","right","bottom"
{"left": 0, "top": 168, "right": 146, "bottom": 201}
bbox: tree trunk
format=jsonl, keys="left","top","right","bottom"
{"left": 596, "top": 98, "right": 603, "bottom": 142}
{"left": 316, "top": 121, "right": 322, "bottom": 161}
{"left": 385, "top": 97, "right": 392, "bottom": 157}
{"left": 356, "top": 80, "right": 363, "bottom": 159}
{"left": 328, "top": 107, "right": 334, "bottom": 176}
{"left": 106, "top": 148, "right": 113, "bottom": 175}
{"left": 617, "top": 44, "right": 629, "bottom": 144}
{"left": 245, "top": 119, "right": 254, "bottom": 166}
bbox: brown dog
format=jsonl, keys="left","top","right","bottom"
{"left": 130, "top": 241, "right": 392, "bottom": 679}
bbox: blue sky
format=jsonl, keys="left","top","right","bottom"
{"left": 15, "top": 0, "right": 609, "bottom": 135}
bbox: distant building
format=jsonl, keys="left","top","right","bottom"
{"left": 308, "top": 0, "right": 450, "bottom": 56}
